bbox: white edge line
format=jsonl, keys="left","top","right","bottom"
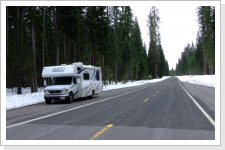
{"left": 177, "top": 78, "right": 215, "bottom": 127}
{"left": 6, "top": 82, "right": 162, "bottom": 129}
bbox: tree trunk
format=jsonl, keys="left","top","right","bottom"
{"left": 16, "top": 7, "right": 22, "bottom": 94}
{"left": 32, "top": 6, "right": 38, "bottom": 93}
{"left": 115, "top": 35, "right": 118, "bottom": 84}
{"left": 43, "top": 6, "right": 45, "bottom": 68}
{"left": 6, "top": 6, "right": 9, "bottom": 87}
{"left": 83, "top": 47, "right": 86, "bottom": 64}
{"left": 74, "top": 43, "right": 76, "bottom": 62}
{"left": 54, "top": 7, "right": 59, "bottom": 65}
{"left": 203, "top": 44, "right": 207, "bottom": 75}
{"left": 64, "top": 33, "right": 67, "bottom": 62}
{"left": 114, "top": 7, "right": 118, "bottom": 84}
{"left": 154, "top": 40, "right": 158, "bottom": 79}
{"left": 56, "top": 41, "right": 59, "bottom": 65}
{"left": 130, "top": 38, "right": 133, "bottom": 81}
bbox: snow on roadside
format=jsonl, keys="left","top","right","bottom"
{"left": 6, "top": 77, "right": 170, "bottom": 110}
{"left": 6, "top": 87, "right": 46, "bottom": 110}
{"left": 176, "top": 75, "right": 215, "bottom": 87}
{"left": 102, "top": 76, "right": 170, "bottom": 91}
{"left": 6, "top": 92, "right": 45, "bottom": 110}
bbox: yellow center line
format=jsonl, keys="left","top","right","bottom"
{"left": 143, "top": 98, "right": 149, "bottom": 102}
{"left": 88, "top": 124, "right": 113, "bottom": 140}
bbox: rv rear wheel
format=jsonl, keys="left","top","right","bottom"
{"left": 89, "top": 90, "right": 95, "bottom": 99}
{"left": 67, "top": 92, "right": 74, "bottom": 103}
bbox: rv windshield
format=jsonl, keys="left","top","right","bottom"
{"left": 51, "top": 77, "right": 72, "bottom": 85}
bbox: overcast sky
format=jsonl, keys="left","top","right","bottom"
{"left": 131, "top": 4, "right": 199, "bottom": 70}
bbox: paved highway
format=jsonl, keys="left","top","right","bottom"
{"left": 6, "top": 77, "right": 215, "bottom": 140}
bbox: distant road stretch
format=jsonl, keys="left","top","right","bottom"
{"left": 7, "top": 77, "right": 215, "bottom": 140}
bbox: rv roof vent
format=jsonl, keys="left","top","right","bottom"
{"left": 61, "top": 64, "right": 67, "bottom": 66}
{"left": 73, "top": 62, "right": 83, "bottom": 65}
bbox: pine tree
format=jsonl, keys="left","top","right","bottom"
{"left": 147, "top": 6, "right": 160, "bottom": 79}
{"left": 197, "top": 6, "right": 215, "bottom": 74}
{"left": 112, "top": 6, "right": 120, "bottom": 83}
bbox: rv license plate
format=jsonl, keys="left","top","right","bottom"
{"left": 60, "top": 97, "right": 65, "bottom": 100}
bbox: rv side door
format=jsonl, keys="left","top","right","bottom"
{"left": 77, "top": 79, "right": 80, "bottom": 84}
{"left": 76, "top": 77, "right": 82, "bottom": 97}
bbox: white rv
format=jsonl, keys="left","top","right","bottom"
{"left": 41, "top": 62, "right": 102, "bottom": 104}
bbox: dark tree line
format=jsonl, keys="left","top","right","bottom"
{"left": 147, "top": 6, "right": 169, "bottom": 79}
{"left": 175, "top": 6, "right": 215, "bottom": 75}
{"left": 6, "top": 6, "right": 169, "bottom": 94}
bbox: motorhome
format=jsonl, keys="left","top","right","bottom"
{"left": 41, "top": 62, "right": 102, "bottom": 104}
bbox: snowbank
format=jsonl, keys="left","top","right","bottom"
{"left": 5, "top": 77, "right": 170, "bottom": 110}
{"left": 6, "top": 87, "right": 45, "bottom": 110}
{"left": 6, "top": 92, "right": 45, "bottom": 110}
{"left": 176, "top": 75, "right": 215, "bottom": 87}
{"left": 102, "top": 76, "right": 170, "bottom": 91}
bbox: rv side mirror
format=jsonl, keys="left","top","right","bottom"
{"left": 44, "top": 80, "right": 47, "bottom": 87}
{"left": 77, "top": 79, "right": 80, "bottom": 84}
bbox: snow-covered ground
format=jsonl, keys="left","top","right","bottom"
{"left": 5, "top": 75, "right": 215, "bottom": 110}
{"left": 176, "top": 75, "right": 215, "bottom": 87}
{"left": 102, "top": 77, "right": 170, "bottom": 91}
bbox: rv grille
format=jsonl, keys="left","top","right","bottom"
{"left": 49, "top": 90, "right": 61, "bottom": 93}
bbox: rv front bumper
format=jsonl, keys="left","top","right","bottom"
{"left": 44, "top": 94, "right": 69, "bottom": 100}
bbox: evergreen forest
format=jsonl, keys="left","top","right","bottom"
{"left": 6, "top": 6, "right": 169, "bottom": 93}
{"left": 6, "top": 6, "right": 215, "bottom": 94}
{"left": 174, "top": 6, "right": 215, "bottom": 76}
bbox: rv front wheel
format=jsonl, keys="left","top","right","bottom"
{"left": 45, "top": 99, "right": 52, "bottom": 104}
{"left": 67, "top": 92, "right": 74, "bottom": 103}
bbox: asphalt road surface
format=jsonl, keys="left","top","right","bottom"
{"left": 6, "top": 77, "right": 215, "bottom": 140}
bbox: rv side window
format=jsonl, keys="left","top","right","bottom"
{"left": 77, "top": 67, "right": 81, "bottom": 71}
{"left": 83, "top": 73, "right": 89, "bottom": 80}
{"left": 96, "top": 70, "right": 100, "bottom": 81}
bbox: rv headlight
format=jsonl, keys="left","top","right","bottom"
{"left": 44, "top": 90, "right": 49, "bottom": 94}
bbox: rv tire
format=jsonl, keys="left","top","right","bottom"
{"left": 45, "top": 99, "right": 52, "bottom": 104}
{"left": 89, "top": 90, "right": 95, "bottom": 99}
{"left": 67, "top": 92, "right": 74, "bottom": 103}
